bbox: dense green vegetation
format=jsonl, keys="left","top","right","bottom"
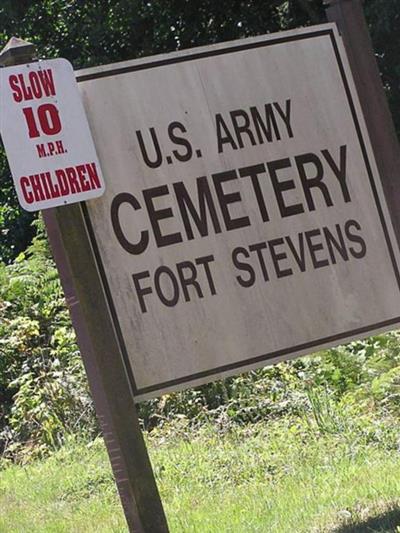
{"left": 1, "top": 1, "right": 400, "bottom": 531}
{"left": 0, "top": 223, "right": 97, "bottom": 460}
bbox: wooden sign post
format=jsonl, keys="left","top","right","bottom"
{"left": 325, "top": 0, "right": 400, "bottom": 243}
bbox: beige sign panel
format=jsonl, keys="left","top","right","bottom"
{"left": 77, "top": 24, "right": 400, "bottom": 400}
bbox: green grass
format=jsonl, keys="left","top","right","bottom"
{"left": 0, "top": 418, "right": 399, "bottom": 532}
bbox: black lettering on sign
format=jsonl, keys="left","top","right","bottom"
{"left": 239, "top": 164, "right": 269, "bottom": 222}
{"left": 143, "top": 185, "right": 183, "bottom": 248}
{"left": 132, "top": 271, "right": 152, "bottom": 313}
{"left": 215, "top": 113, "right": 238, "bottom": 153}
{"left": 322, "top": 145, "right": 350, "bottom": 203}
{"left": 173, "top": 176, "right": 222, "bottom": 240}
{"left": 216, "top": 99, "right": 294, "bottom": 153}
{"left": 345, "top": 219, "right": 367, "bottom": 258}
{"left": 212, "top": 170, "right": 251, "bottom": 231}
{"left": 268, "top": 238, "right": 293, "bottom": 278}
{"left": 136, "top": 127, "right": 163, "bottom": 168}
{"left": 132, "top": 255, "right": 217, "bottom": 313}
{"left": 168, "top": 121, "right": 193, "bottom": 162}
{"left": 176, "top": 261, "right": 204, "bottom": 301}
{"left": 295, "top": 153, "right": 333, "bottom": 211}
{"left": 232, "top": 247, "right": 255, "bottom": 288}
{"left": 229, "top": 109, "right": 257, "bottom": 148}
{"left": 195, "top": 255, "right": 217, "bottom": 296}
{"left": 111, "top": 192, "right": 149, "bottom": 255}
{"left": 323, "top": 224, "right": 349, "bottom": 264}
{"left": 250, "top": 105, "right": 280, "bottom": 144}
{"left": 273, "top": 100, "right": 293, "bottom": 138}
{"left": 249, "top": 242, "right": 269, "bottom": 281}
{"left": 305, "top": 229, "right": 330, "bottom": 269}
{"left": 154, "top": 266, "right": 180, "bottom": 307}
{"left": 285, "top": 233, "right": 306, "bottom": 272}
{"left": 268, "top": 158, "right": 304, "bottom": 218}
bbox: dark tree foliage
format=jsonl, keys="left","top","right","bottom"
{"left": 0, "top": 0, "right": 398, "bottom": 262}
{"left": 0, "top": 1, "right": 323, "bottom": 66}
{"left": 0, "top": 147, "right": 35, "bottom": 263}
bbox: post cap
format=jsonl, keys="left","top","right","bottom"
{"left": 0, "top": 37, "right": 37, "bottom": 67}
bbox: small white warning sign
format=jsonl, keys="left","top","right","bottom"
{"left": 1, "top": 58, "right": 105, "bottom": 211}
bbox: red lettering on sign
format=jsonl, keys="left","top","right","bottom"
{"left": 29, "top": 72, "right": 42, "bottom": 99}
{"left": 36, "top": 140, "right": 67, "bottom": 158}
{"left": 56, "top": 140, "right": 66, "bottom": 154}
{"left": 8, "top": 75, "right": 23, "bottom": 102}
{"left": 66, "top": 167, "right": 81, "bottom": 193}
{"left": 46, "top": 173, "right": 60, "bottom": 198}
{"left": 76, "top": 165, "right": 91, "bottom": 191}
{"left": 37, "top": 69, "right": 56, "bottom": 97}
{"left": 18, "top": 73, "right": 33, "bottom": 100}
{"left": 47, "top": 142, "right": 56, "bottom": 156}
{"left": 20, "top": 176, "right": 33, "bottom": 204}
{"left": 36, "top": 143, "right": 47, "bottom": 158}
{"left": 46, "top": 172, "right": 61, "bottom": 198}
{"left": 40, "top": 172, "right": 51, "bottom": 199}
{"left": 29, "top": 174, "right": 46, "bottom": 202}
{"left": 55, "top": 169, "right": 70, "bottom": 196}
{"left": 86, "top": 162, "right": 101, "bottom": 189}
{"left": 22, "top": 107, "right": 40, "bottom": 138}
{"left": 38, "top": 104, "right": 62, "bottom": 135}
{"left": 9, "top": 69, "right": 56, "bottom": 103}
{"left": 19, "top": 163, "right": 100, "bottom": 205}
{"left": 23, "top": 104, "right": 62, "bottom": 138}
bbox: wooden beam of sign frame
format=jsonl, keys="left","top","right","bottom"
{"left": 325, "top": 0, "right": 400, "bottom": 245}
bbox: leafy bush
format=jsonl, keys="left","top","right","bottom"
{"left": 137, "top": 332, "right": 400, "bottom": 458}
{"left": 139, "top": 334, "right": 400, "bottom": 433}
{"left": 138, "top": 364, "right": 309, "bottom": 430}
{"left": 0, "top": 219, "right": 96, "bottom": 461}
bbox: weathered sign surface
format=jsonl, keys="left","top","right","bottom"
{"left": 76, "top": 24, "right": 400, "bottom": 400}
{"left": 1, "top": 58, "right": 105, "bottom": 211}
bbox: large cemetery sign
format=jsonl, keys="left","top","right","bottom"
{"left": 75, "top": 24, "right": 400, "bottom": 400}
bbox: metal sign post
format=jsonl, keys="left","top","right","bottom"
{"left": 0, "top": 38, "right": 169, "bottom": 533}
